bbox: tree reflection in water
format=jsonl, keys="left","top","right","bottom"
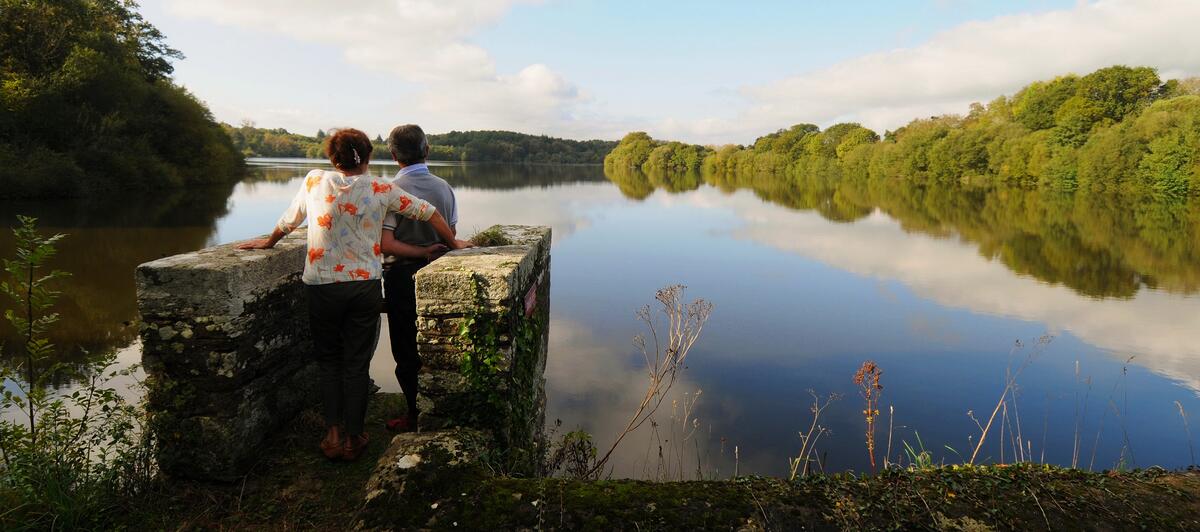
{"left": 606, "top": 165, "right": 1200, "bottom": 298}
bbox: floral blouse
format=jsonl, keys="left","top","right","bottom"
{"left": 277, "top": 169, "right": 434, "bottom": 285}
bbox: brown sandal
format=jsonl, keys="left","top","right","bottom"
{"left": 341, "top": 432, "right": 370, "bottom": 462}
{"left": 319, "top": 425, "right": 344, "bottom": 460}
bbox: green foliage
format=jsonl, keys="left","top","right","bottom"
{"left": 901, "top": 433, "right": 935, "bottom": 469}
{"left": 223, "top": 122, "right": 321, "bottom": 158}
{"left": 0, "top": 0, "right": 242, "bottom": 199}
{"left": 432, "top": 130, "right": 616, "bottom": 164}
{"left": 642, "top": 141, "right": 710, "bottom": 173}
{"left": 603, "top": 132, "right": 659, "bottom": 171}
{"left": 226, "top": 125, "right": 616, "bottom": 164}
{"left": 455, "top": 274, "right": 546, "bottom": 475}
{"left": 470, "top": 227, "right": 514, "bottom": 247}
{"left": 606, "top": 65, "right": 1200, "bottom": 199}
{"left": 0, "top": 216, "right": 154, "bottom": 529}
{"left": 1012, "top": 75, "right": 1078, "bottom": 130}
{"left": 543, "top": 422, "right": 599, "bottom": 480}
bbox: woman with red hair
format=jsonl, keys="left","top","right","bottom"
{"left": 238, "top": 128, "right": 471, "bottom": 461}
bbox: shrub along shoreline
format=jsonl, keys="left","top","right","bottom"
{"left": 0, "top": 0, "right": 242, "bottom": 200}
{"left": 225, "top": 124, "right": 617, "bottom": 165}
{"left": 607, "top": 66, "right": 1200, "bottom": 200}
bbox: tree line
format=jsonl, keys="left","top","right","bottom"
{"left": 0, "top": 0, "right": 242, "bottom": 199}
{"left": 606, "top": 66, "right": 1200, "bottom": 199}
{"left": 606, "top": 154, "right": 1200, "bottom": 299}
{"left": 227, "top": 125, "right": 617, "bottom": 165}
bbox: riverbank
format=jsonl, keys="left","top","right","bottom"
{"left": 125, "top": 392, "right": 1199, "bottom": 530}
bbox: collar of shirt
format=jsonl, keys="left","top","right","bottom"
{"left": 396, "top": 163, "right": 429, "bottom": 178}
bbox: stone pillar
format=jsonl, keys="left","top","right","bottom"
{"left": 413, "top": 225, "right": 552, "bottom": 473}
{"left": 136, "top": 233, "right": 315, "bottom": 481}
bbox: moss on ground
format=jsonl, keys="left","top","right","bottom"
{"left": 363, "top": 465, "right": 1199, "bottom": 530}
{"left": 124, "top": 395, "right": 1200, "bottom": 530}
{"left": 127, "top": 393, "right": 410, "bottom": 530}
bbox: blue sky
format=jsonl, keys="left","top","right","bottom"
{"left": 139, "top": 0, "right": 1200, "bottom": 143}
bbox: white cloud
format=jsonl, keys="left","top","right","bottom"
{"left": 698, "top": 188, "right": 1200, "bottom": 394}
{"left": 167, "top": 0, "right": 1200, "bottom": 143}
{"left": 661, "top": 0, "right": 1200, "bottom": 144}
{"left": 167, "top": 0, "right": 593, "bottom": 136}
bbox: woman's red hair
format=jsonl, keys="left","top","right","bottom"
{"left": 325, "top": 128, "right": 373, "bottom": 171}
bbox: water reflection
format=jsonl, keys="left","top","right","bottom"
{"left": 606, "top": 166, "right": 1200, "bottom": 390}
{"left": 0, "top": 182, "right": 237, "bottom": 370}
{"left": 246, "top": 158, "right": 607, "bottom": 189}
{"left": 607, "top": 165, "right": 1200, "bottom": 298}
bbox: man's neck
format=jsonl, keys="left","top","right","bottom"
{"left": 396, "top": 160, "right": 426, "bottom": 170}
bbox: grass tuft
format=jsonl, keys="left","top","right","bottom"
{"left": 470, "top": 227, "right": 513, "bottom": 247}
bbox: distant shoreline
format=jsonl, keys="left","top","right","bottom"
{"left": 244, "top": 157, "right": 604, "bottom": 168}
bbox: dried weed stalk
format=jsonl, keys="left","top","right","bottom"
{"left": 589, "top": 285, "right": 712, "bottom": 476}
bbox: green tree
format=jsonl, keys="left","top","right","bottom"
{"left": 0, "top": 0, "right": 241, "bottom": 198}
{"left": 604, "top": 132, "right": 660, "bottom": 171}
{"left": 1012, "top": 75, "right": 1078, "bottom": 130}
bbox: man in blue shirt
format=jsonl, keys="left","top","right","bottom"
{"left": 379, "top": 124, "right": 458, "bottom": 432}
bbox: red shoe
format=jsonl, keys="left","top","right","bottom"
{"left": 386, "top": 413, "right": 419, "bottom": 433}
{"left": 319, "top": 425, "right": 344, "bottom": 460}
{"left": 341, "top": 432, "right": 370, "bottom": 462}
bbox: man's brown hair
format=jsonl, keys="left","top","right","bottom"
{"left": 387, "top": 124, "right": 428, "bottom": 166}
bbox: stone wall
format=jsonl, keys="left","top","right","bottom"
{"left": 136, "top": 225, "right": 551, "bottom": 481}
{"left": 412, "top": 225, "right": 552, "bottom": 473}
{"left": 137, "top": 232, "right": 314, "bottom": 480}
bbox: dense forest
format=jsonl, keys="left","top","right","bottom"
{"left": 607, "top": 66, "right": 1200, "bottom": 199}
{"left": 429, "top": 130, "right": 615, "bottom": 164}
{"left": 0, "top": 0, "right": 242, "bottom": 199}
{"left": 226, "top": 124, "right": 616, "bottom": 164}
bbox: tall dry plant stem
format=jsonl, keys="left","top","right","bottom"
{"left": 789, "top": 390, "right": 839, "bottom": 480}
{"left": 589, "top": 285, "right": 712, "bottom": 477}
{"left": 854, "top": 361, "right": 883, "bottom": 470}
{"left": 968, "top": 336, "right": 1052, "bottom": 465}
{"left": 885, "top": 405, "right": 895, "bottom": 468}
{"left": 1177, "top": 401, "right": 1195, "bottom": 467}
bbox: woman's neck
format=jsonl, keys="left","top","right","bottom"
{"left": 336, "top": 163, "right": 370, "bottom": 177}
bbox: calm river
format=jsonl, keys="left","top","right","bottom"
{"left": 1, "top": 158, "right": 1198, "bottom": 478}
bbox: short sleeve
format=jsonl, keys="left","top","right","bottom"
{"left": 388, "top": 186, "right": 434, "bottom": 221}
{"left": 381, "top": 212, "right": 399, "bottom": 231}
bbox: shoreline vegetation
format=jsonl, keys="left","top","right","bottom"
{"left": 0, "top": 0, "right": 242, "bottom": 200}
{"left": 226, "top": 123, "right": 619, "bottom": 165}
{"left": 225, "top": 124, "right": 616, "bottom": 165}
{"left": 606, "top": 65, "right": 1200, "bottom": 200}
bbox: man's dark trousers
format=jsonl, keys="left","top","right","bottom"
{"left": 384, "top": 261, "right": 426, "bottom": 416}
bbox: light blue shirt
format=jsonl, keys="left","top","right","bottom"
{"left": 382, "top": 164, "right": 458, "bottom": 263}
{"left": 397, "top": 163, "right": 429, "bottom": 178}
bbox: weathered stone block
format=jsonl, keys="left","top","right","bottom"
{"left": 411, "top": 225, "right": 552, "bottom": 475}
{"left": 358, "top": 429, "right": 489, "bottom": 530}
{"left": 137, "top": 232, "right": 316, "bottom": 481}
{"left": 137, "top": 232, "right": 307, "bottom": 318}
